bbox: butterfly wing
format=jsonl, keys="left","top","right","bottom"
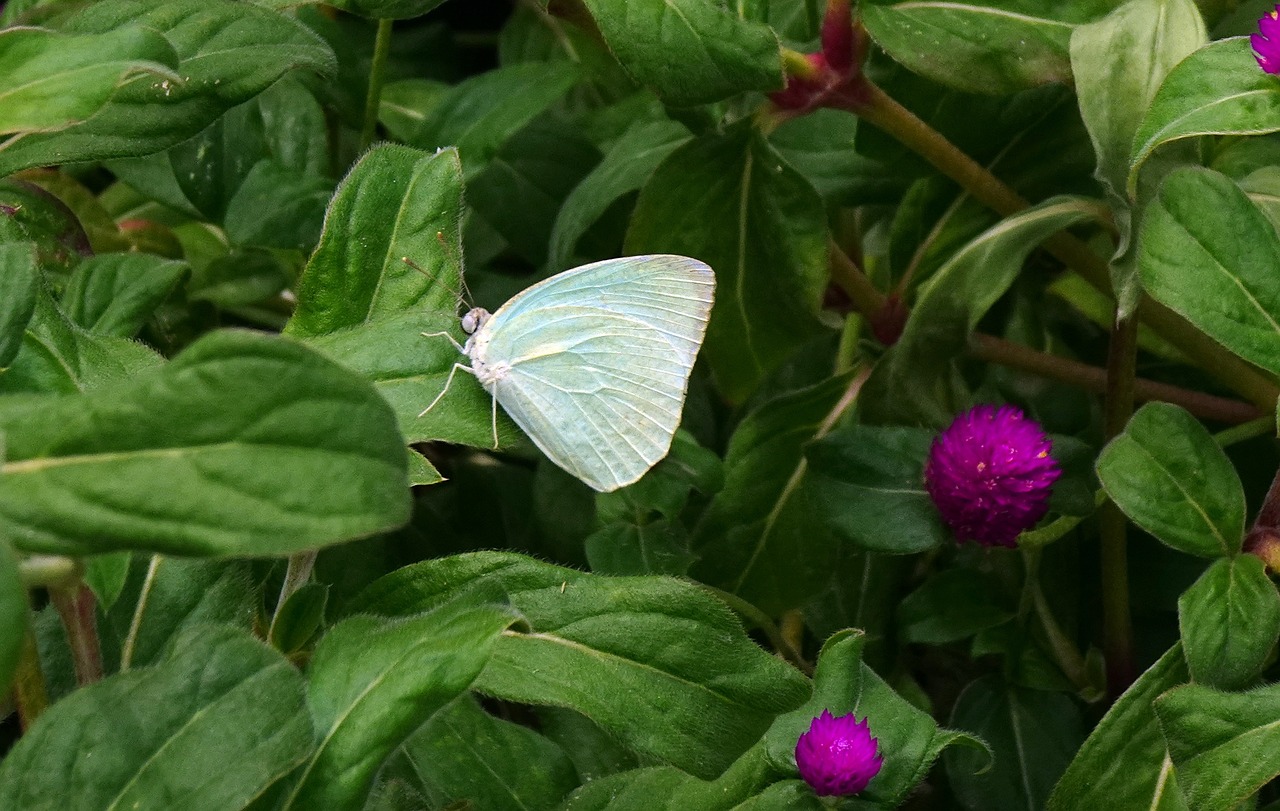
{"left": 474, "top": 255, "right": 714, "bottom": 492}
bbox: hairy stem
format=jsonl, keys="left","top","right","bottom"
{"left": 49, "top": 582, "right": 103, "bottom": 686}
{"left": 358, "top": 18, "right": 394, "bottom": 153}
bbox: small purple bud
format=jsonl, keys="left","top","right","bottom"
{"left": 795, "top": 709, "right": 883, "bottom": 797}
{"left": 1254, "top": 6, "right": 1280, "bottom": 74}
{"left": 924, "top": 404, "right": 1062, "bottom": 548}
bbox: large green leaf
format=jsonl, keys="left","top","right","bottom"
{"left": 862, "top": 2, "right": 1076, "bottom": 95}
{"left": 1096, "top": 403, "right": 1244, "bottom": 557}
{"left": 806, "top": 423, "right": 948, "bottom": 555}
{"left": 765, "top": 630, "right": 987, "bottom": 807}
{"left": 1071, "top": 0, "right": 1205, "bottom": 202}
{"left": 0, "top": 0, "right": 335, "bottom": 175}
{"left": 1155, "top": 681, "right": 1280, "bottom": 811}
{"left": 626, "top": 122, "right": 828, "bottom": 402}
{"left": 0, "top": 330, "right": 410, "bottom": 557}
{"left": 287, "top": 144, "right": 511, "bottom": 451}
{"left": 579, "top": 0, "right": 781, "bottom": 106}
{"left": 1178, "top": 556, "right": 1280, "bottom": 690}
{"left": 1140, "top": 166, "right": 1280, "bottom": 378}
{"left": 0, "top": 26, "right": 179, "bottom": 135}
{"left": 945, "top": 676, "right": 1083, "bottom": 811}
{"left": 1130, "top": 38, "right": 1280, "bottom": 197}
{"left": 0, "top": 625, "right": 313, "bottom": 810}
{"left": 691, "top": 377, "right": 851, "bottom": 614}
{"left": 1048, "top": 645, "right": 1189, "bottom": 809}
{"left": 282, "top": 602, "right": 519, "bottom": 811}
{"left": 352, "top": 552, "right": 811, "bottom": 780}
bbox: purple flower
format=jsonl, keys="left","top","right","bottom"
{"left": 1254, "top": 6, "right": 1280, "bottom": 74}
{"left": 924, "top": 404, "right": 1061, "bottom": 548}
{"left": 795, "top": 709, "right": 883, "bottom": 796}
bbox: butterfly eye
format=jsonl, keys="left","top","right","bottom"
{"left": 461, "top": 310, "right": 479, "bottom": 334}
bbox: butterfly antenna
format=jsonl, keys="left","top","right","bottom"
{"left": 434, "top": 230, "right": 474, "bottom": 312}
{"left": 401, "top": 250, "right": 465, "bottom": 316}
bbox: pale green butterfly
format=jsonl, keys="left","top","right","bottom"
{"left": 420, "top": 254, "right": 715, "bottom": 492}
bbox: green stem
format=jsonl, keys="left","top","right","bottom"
{"left": 270, "top": 551, "right": 317, "bottom": 642}
{"left": 1022, "top": 549, "right": 1094, "bottom": 695}
{"left": 1100, "top": 312, "right": 1139, "bottom": 697}
{"left": 49, "top": 581, "right": 103, "bottom": 686}
{"left": 849, "top": 79, "right": 1280, "bottom": 411}
{"left": 1215, "top": 415, "right": 1276, "bottom": 448}
{"left": 359, "top": 18, "right": 394, "bottom": 153}
{"left": 13, "top": 624, "right": 46, "bottom": 731}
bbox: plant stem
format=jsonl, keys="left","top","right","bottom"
{"left": 13, "top": 625, "right": 46, "bottom": 731}
{"left": 969, "top": 334, "right": 1264, "bottom": 424}
{"left": 49, "top": 582, "right": 103, "bottom": 686}
{"left": 850, "top": 80, "right": 1280, "bottom": 411}
{"left": 1100, "top": 312, "right": 1139, "bottom": 697}
{"left": 1023, "top": 548, "right": 1095, "bottom": 697}
{"left": 359, "top": 18, "right": 394, "bottom": 153}
{"left": 1214, "top": 415, "right": 1276, "bottom": 448}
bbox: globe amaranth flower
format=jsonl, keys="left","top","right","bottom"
{"left": 1254, "top": 6, "right": 1280, "bottom": 74}
{"left": 795, "top": 709, "right": 883, "bottom": 797}
{"left": 924, "top": 404, "right": 1061, "bottom": 548}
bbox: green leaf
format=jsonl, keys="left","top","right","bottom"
{"left": 626, "top": 122, "right": 829, "bottom": 402}
{"left": 560, "top": 746, "right": 791, "bottom": 810}
{"left": 401, "top": 694, "right": 579, "bottom": 811}
{"left": 584, "top": 519, "right": 695, "bottom": 577}
{"left": 0, "top": 539, "right": 25, "bottom": 699}
{"left": 408, "top": 63, "right": 580, "bottom": 175}
{"left": 1048, "top": 644, "right": 1189, "bottom": 810}
{"left": 285, "top": 144, "right": 505, "bottom": 455}
{"left": 0, "top": 243, "right": 38, "bottom": 367}
{"left": 861, "top": 2, "right": 1076, "bottom": 96}
{"left": 83, "top": 551, "right": 130, "bottom": 612}
{"left": 0, "top": 26, "right": 180, "bottom": 135}
{"left": 0, "top": 625, "right": 313, "bottom": 810}
{"left": 550, "top": 118, "right": 690, "bottom": 267}
{"left": 282, "top": 602, "right": 519, "bottom": 811}
{"left": 0, "top": 0, "right": 336, "bottom": 175}
{"left": 1070, "top": 0, "right": 1206, "bottom": 202}
{"left": 0, "top": 330, "right": 410, "bottom": 557}
{"left": 103, "top": 557, "right": 255, "bottom": 671}
{"left": 0, "top": 284, "right": 164, "bottom": 396}
{"left": 806, "top": 423, "right": 948, "bottom": 555}
{"left": 1178, "top": 556, "right": 1280, "bottom": 690}
{"left": 287, "top": 144, "right": 463, "bottom": 337}
{"left": 1096, "top": 403, "right": 1245, "bottom": 557}
{"left": 60, "top": 253, "right": 188, "bottom": 337}
{"left": 579, "top": 0, "right": 780, "bottom": 106}
{"left": 898, "top": 569, "right": 1015, "bottom": 644}
{"left": 945, "top": 676, "right": 1083, "bottom": 811}
{"left": 692, "top": 376, "right": 851, "bottom": 614}
{"left": 352, "top": 551, "right": 811, "bottom": 780}
{"left": 1130, "top": 38, "right": 1280, "bottom": 198}
{"left": 1138, "top": 166, "right": 1280, "bottom": 378}
{"left": 1155, "top": 681, "right": 1280, "bottom": 811}
{"left": 862, "top": 196, "right": 1100, "bottom": 424}
{"left": 765, "top": 630, "right": 988, "bottom": 806}
{"left": 222, "top": 160, "right": 333, "bottom": 251}
{"left": 269, "top": 582, "right": 329, "bottom": 655}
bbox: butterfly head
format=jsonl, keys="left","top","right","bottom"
{"left": 461, "top": 307, "right": 491, "bottom": 335}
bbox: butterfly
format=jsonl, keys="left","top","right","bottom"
{"left": 420, "top": 254, "right": 715, "bottom": 492}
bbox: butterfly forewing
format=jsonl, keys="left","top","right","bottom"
{"left": 472, "top": 255, "right": 714, "bottom": 492}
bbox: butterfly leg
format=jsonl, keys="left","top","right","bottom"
{"left": 417, "top": 362, "right": 474, "bottom": 417}
{"left": 490, "top": 393, "right": 499, "bottom": 449}
{"left": 420, "top": 330, "right": 465, "bottom": 353}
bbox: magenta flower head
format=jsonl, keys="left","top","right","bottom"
{"left": 795, "top": 709, "right": 883, "bottom": 796}
{"left": 924, "top": 404, "right": 1061, "bottom": 548}
{"left": 1254, "top": 6, "right": 1280, "bottom": 74}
